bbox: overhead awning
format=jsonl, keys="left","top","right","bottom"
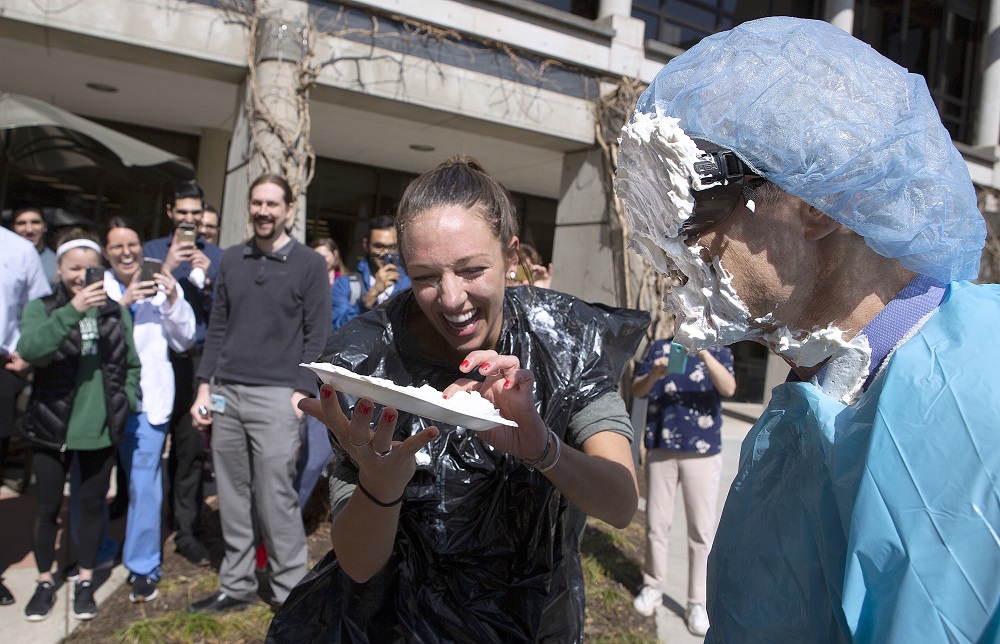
{"left": 0, "top": 92, "right": 194, "bottom": 225}
{"left": 0, "top": 92, "right": 193, "bottom": 171}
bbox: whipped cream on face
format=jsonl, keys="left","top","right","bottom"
{"left": 616, "top": 113, "right": 872, "bottom": 401}
{"left": 616, "top": 113, "right": 756, "bottom": 350}
{"left": 763, "top": 325, "right": 871, "bottom": 403}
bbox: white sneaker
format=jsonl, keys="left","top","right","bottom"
{"left": 685, "top": 602, "right": 710, "bottom": 636}
{"left": 632, "top": 585, "right": 663, "bottom": 617}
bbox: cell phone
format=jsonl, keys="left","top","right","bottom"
{"left": 383, "top": 252, "right": 400, "bottom": 266}
{"left": 667, "top": 341, "right": 689, "bottom": 374}
{"left": 177, "top": 224, "right": 197, "bottom": 245}
{"left": 139, "top": 258, "right": 163, "bottom": 283}
{"left": 84, "top": 266, "right": 104, "bottom": 286}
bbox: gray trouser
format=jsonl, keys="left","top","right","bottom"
{"left": 211, "top": 382, "right": 307, "bottom": 602}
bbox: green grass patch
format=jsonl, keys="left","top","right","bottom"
{"left": 110, "top": 604, "right": 273, "bottom": 643}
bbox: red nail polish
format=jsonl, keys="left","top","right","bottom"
{"left": 503, "top": 380, "right": 511, "bottom": 389}
{"left": 460, "top": 360, "right": 470, "bottom": 369}
{"left": 481, "top": 362, "right": 491, "bottom": 371}
{"left": 321, "top": 389, "right": 332, "bottom": 399}
{"left": 359, "top": 404, "right": 371, "bottom": 415}
{"left": 384, "top": 412, "right": 396, "bottom": 423}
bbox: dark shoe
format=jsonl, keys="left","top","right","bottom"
{"left": 73, "top": 580, "right": 98, "bottom": 620}
{"left": 187, "top": 591, "right": 251, "bottom": 613}
{"left": 176, "top": 539, "right": 211, "bottom": 566}
{"left": 0, "top": 579, "right": 13, "bottom": 605}
{"left": 23, "top": 581, "right": 55, "bottom": 621}
{"left": 128, "top": 574, "right": 158, "bottom": 603}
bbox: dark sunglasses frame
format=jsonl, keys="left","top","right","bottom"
{"left": 682, "top": 140, "right": 768, "bottom": 238}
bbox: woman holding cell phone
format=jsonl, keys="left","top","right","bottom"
{"left": 101, "top": 217, "right": 196, "bottom": 604}
{"left": 17, "top": 228, "right": 141, "bottom": 622}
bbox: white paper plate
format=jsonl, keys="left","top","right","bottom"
{"left": 302, "top": 362, "right": 518, "bottom": 431}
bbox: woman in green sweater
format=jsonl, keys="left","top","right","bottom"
{"left": 16, "top": 229, "right": 141, "bottom": 622}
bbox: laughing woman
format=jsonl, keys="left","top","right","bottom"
{"left": 102, "top": 217, "right": 196, "bottom": 604}
{"left": 268, "top": 157, "right": 648, "bottom": 643}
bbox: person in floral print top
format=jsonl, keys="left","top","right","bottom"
{"left": 631, "top": 340, "right": 735, "bottom": 636}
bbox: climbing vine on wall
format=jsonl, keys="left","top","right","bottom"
{"left": 594, "top": 77, "right": 675, "bottom": 353}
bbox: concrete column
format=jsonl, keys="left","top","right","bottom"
{"left": 825, "top": 0, "right": 855, "bottom": 34}
{"left": 195, "top": 127, "right": 229, "bottom": 211}
{"left": 598, "top": 0, "right": 632, "bottom": 19}
{"left": 974, "top": 0, "right": 1000, "bottom": 149}
{"left": 550, "top": 148, "right": 622, "bottom": 305}
{"left": 221, "top": 1, "right": 310, "bottom": 247}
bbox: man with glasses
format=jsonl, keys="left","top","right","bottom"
{"left": 615, "top": 17, "right": 997, "bottom": 642}
{"left": 143, "top": 180, "right": 224, "bottom": 567}
{"left": 331, "top": 215, "right": 410, "bottom": 330}
{"left": 199, "top": 205, "right": 220, "bottom": 246}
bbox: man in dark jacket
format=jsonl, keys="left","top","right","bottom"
{"left": 143, "top": 181, "right": 224, "bottom": 566}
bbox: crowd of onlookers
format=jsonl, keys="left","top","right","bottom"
{"left": 2, "top": 170, "right": 722, "bottom": 637}
{"left": 0, "top": 177, "right": 421, "bottom": 622}
{"left": 1, "top": 173, "right": 580, "bottom": 627}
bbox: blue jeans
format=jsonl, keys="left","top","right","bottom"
{"left": 118, "top": 412, "right": 168, "bottom": 579}
{"left": 294, "top": 414, "right": 335, "bottom": 510}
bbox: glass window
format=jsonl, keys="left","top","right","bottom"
{"left": 855, "top": 0, "right": 983, "bottom": 143}
{"left": 636, "top": 0, "right": 821, "bottom": 49}
{"left": 529, "top": 0, "right": 599, "bottom": 19}
{"left": 305, "top": 156, "right": 557, "bottom": 268}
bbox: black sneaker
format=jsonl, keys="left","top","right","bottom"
{"left": 176, "top": 539, "right": 211, "bottom": 566}
{"left": 0, "top": 579, "right": 14, "bottom": 605}
{"left": 128, "top": 575, "right": 158, "bottom": 603}
{"left": 73, "top": 580, "right": 97, "bottom": 620}
{"left": 23, "top": 581, "right": 55, "bottom": 621}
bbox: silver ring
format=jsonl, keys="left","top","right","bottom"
{"left": 349, "top": 434, "right": 373, "bottom": 448}
{"left": 372, "top": 444, "right": 392, "bottom": 457}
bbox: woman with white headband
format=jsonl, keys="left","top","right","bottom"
{"left": 16, "top": 227, "right": 141, "bottom": 623}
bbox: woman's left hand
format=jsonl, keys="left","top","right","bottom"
{"left": 444, "top": 350, "right": 548, "bottom": 463}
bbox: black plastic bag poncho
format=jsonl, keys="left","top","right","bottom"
{"left": 267, "top": 287, "right": 649, "bottom": 643}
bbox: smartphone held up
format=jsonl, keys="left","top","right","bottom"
{"left": 177, "top": 224, "right": 197, "bottom": 245}
{"left": 84, "top": 265, "right": 104, "bottom": 287}
{"left": 139, "top": 258, "right": 163, "bottom": 283}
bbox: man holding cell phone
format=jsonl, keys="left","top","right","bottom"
{"left": 142, "top": 180, "right": 224, "bottom": 567}
{"left": 330, "top": 215, "right": 411, "bottom": 330}
{"left": 630, "top": 339, "right": 735, "bottom": 636}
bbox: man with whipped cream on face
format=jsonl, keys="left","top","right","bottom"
{"left": 615, "top": 17, "right": 998, "bottom": 644}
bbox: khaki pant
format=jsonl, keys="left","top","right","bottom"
{"left": 643, "top": 449, "right": 723, "bottom": 604}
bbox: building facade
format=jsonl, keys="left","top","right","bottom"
{"left": 2, "top": 0, "right": 998, "bottom": 401}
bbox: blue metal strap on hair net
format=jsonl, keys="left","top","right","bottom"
{"left": 633, "top": 17, "right": 985, "bottom": 283}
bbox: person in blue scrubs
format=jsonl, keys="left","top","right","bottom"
{"left": 615, "top": 17, "right": 998, "bottom": 644}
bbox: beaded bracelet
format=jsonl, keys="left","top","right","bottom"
{"left": 537, "top": 431, "right": 562, "bottom": 473}
{"left": 356, "top": 479, "right": 404, "bottom": 507}
{"left": 522, "top": 430, "right": 555, "bottom": 471}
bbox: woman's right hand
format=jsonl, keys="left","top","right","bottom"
{"left": 299, "top": 385, "right": 439, "bottom": 504}
{"left": 71, "top": 282, "right": 108, "bottom": 313}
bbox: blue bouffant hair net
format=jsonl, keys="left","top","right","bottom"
{"left": 633, "top": 17, "right": 985, "bottom": 283}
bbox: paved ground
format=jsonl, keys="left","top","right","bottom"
{"left": 649, "top": 402, "right": 760, "bottom": 642}
{"left": 0, "top": 401, "right": 763, "bottom": 643}
{"left": 0, "top": 480, "right": 130, "bottom": 644}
